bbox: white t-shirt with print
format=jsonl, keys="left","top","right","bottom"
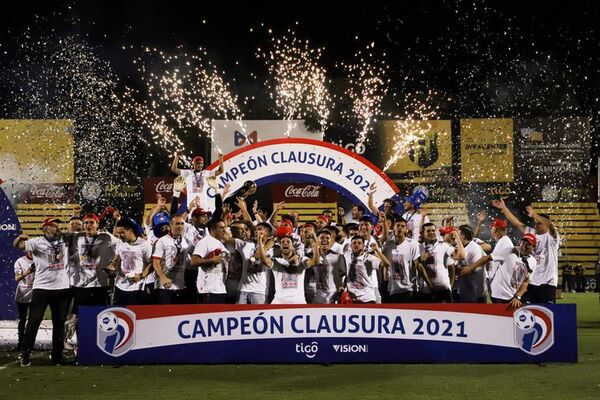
{"left": 491, "top": 246, "right": 537, "bottom": 300}
{"left": 72, "top": 233, "right": 119, "bottom": 288}
{"left": 25, "top": 236, "right": 70, "bottom": 291}
{"left": 153, "top": 234, "right": 188, "bottom": 290}
{"left": 14, "top": 256, "right": 35, "bottom": 303}
{"left": 383, "top": 238, "right": 420, "bottom": 295}
{"left": 270, "top": 257, "right": 308, "bottom": 304}
{"left": 525, "top": 227, "right": 560, "bottom": 287}
{"left": 344, "top": 253, "right": 381, "bottom": 303}
{"left": 193, "top": 235, "right": 229, "bottom": 294}
{"left": 418, "top": 241, "right": 455, "bottom": 292}
{"left": 115, "top": 238, "right": 152, "bottom": 292}
{"left": 180, "top": 169, "right": 216, "bottom": 210}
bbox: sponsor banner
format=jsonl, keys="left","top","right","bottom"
{"left": 0, "top": 119, "right": 74, "bottom": 184}
{"left": 17, "top": 183, "right": 77, "bottom": 203}
{"left": 144, "top": 177, "right": 175, "bottom": 203}
{"left": 203, "top": 138, "right": 399, "bottom": 212}
{"left": 378, "top": 120, "right": 452, "bottom": 183}
{"left": 211, "top": 120, "right": 323, "bottom": 164}
{"left": 78, "top": 304, "right": 577, "bottom": 365}
{"left": 271, "top": 183, "right": 339, "bottom": 203}
{"left": 0, "top": 186, "right": 22, "bottom": 319}
{"left": 460, "top": 119, "right": 514, "bottom": 182}
{"left": 515, "top": 118, "right": 591, "bottom": 201}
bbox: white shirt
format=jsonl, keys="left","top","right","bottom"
{"left": 491, "top": 246, "right": 537, "bottom": 300}
{"left": 14, "top": 256, "right": 34, "bottom": 303}
{"left": 383, "top": 238, "right": 421, "bottom": 294}
{"left": 402, "top": 212, "right": 430, "bottom": 240}
{"left": 180, "top": 169, "right": 216, "bottom": 210}
{"left": 418, "top": 241, "right": 455, "bottom": 292}
{"left": 270, "top": 257, "right": 308, "bottom": 304}
{"left": 193, "top": 235, "right": 229, "bottom": 294}
{"left": 489, "top": 235, "right": 513, "bottom": 281}
{"left": 458, "top": 240, "right": 488, "bottom": 299}
{"left": 72, "top": 233, "right": 119, "bottom": 288}
{"left": 344, "top": 253, "right": 381, "bottom": 303}
{"left": 115, "top": 238, "right": 152, "bottom": 292}
{"left": 525, "top": 227, "right": 560, "bottom": 287}
{"left": 313, "top": 250, "right": 347, "bottom": 303}
{"left": 153, "top": 234, "right": 188, "bottom": 290}
{"left": 25, "top": 236, "right": 70, "bottom": 290}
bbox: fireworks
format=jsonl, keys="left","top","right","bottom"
{"left": 257, "top": 30, "right": 332, "bottom": 133}
{"left": 337, "top": 42, "right": 390, "bottom": 146}
{"left": 119, "top": 47, "right": 243, "bottom": 162}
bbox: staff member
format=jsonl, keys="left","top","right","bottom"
{"left": 13, "top": 217, "right": 71, "bottom": 366}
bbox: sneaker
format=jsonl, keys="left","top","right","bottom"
{"left": 20, "top": 352, "right": 31, "bottom": 367}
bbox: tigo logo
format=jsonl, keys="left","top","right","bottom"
{"left": 295, "top": 341, "right": 319, "bottom": 359}
{"left": 234, "top": 130, "right": 258, "bottom": 146}
{"left": 97, "top": 308, "right": 136, "bottom": 357}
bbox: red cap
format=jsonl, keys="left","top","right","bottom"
{"left": 280, "top": 219, "right": 294, "bottom": 228}
{"left": 522, "top": 233, "right": 537, "bottom": 246}
{"left": 490, "top": 218, "right": 508, "bottom": 229}
{"left": 83, "top": 213, "right": 100, "bottom": 223}
{"left": 191, "top": 208, "right": 211, "bottom": 217}
{"left": 42, "top": 217, "right": 62, "bottom": 228}
{"left": 316, "top": 215, "right": 329, "bottom": 224}
{"left": 439, "top": 226, "right": 456, "bottom": 236}
{"left": 301, "top": 222, "right": 316, "bottom": 231}
{"left": 192, "top": 156, "right": 204, "bottom": 163}
{"left": 275, "top": 225, "right": 293, "bottom": 238}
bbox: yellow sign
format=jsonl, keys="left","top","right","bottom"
{"left": 0, "top": 120, "right": 74, "bottom": 183}
{"left": 381, "top": 120, "right": 452, "bottom": 183}
{"left": 460, "top": 118, "right": 513, "bottom": 182}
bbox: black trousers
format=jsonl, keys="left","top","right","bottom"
{"left": 156, "top": 289, "right": 187, "bottom": 304}
{"left": 431, "top": 289, "right": 453, "bottom": 303}
{"left": 23, "top": 289, "right": 70, "bottom": 362}
{"left": 72, "top": 286, "right": 109, "bottom": 315}
{"left": 198, "top": 293, "right": 227, "bottom": 304}
{"left": 114, "top": 288, "right": 144, "bottom": 306}
{"left": 16, "top": 302, "right": 30, "bottom": 348}
{"left": 388, "top": 291, "right": 413, "bottom": 303}
{"left": 523, "top": 284, "right": 556, "bottom": 304}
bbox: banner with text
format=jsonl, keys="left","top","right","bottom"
{"left": 379, "top": 120, "right": 452, "bottom": 183}
{"left": 515, "top": 118, "right": 591, "bottom": 201}
{"left": 78, "top": 304, "right": 577, "bottom": 365}
{"left": 460, "top": 119, "right": 514, "bottom": 182}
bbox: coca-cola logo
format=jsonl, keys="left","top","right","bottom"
{"left": 30, "top": 186, "right": 65, "bottom": 199}
{"left": 156, "top": 181, "right": 173, "bottom": 193}
{"left": 284, "top": 185, "right": 321, "bottom": 198}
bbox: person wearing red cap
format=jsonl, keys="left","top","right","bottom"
{"left": 13, "top": 217, "right": 71, "bottom": 366}
{"left": 487, "top": 217, "right": 514, "bottom": 293}
{"left": 171, "top": 151, "right": 224, "bottom": 210}
{"left": 492, "top": 198, "right": 560, "bottom": 303}
{"left": 461, "top": 234, "right": 537, "bottom": 308}
{"left": 315, "top": 215, "right": 329, "bottom": 231}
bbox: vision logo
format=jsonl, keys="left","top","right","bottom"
{"left": 513, "top": 306, "right": 554, "bottom": 355}
{"left": 234, "top": 130, "right": 258, "bottom": 146}
{"left": 332, "top": 344, "right": 369, "bottom": 353}
{"left": 295, "top": 341, "right": 319, "bottom": 359}
{"left": 97, "top": 308, "right": 136, "bottom": 357}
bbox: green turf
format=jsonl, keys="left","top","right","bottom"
{"left": 1, "top": 294, "right": 599, "bottom": 400}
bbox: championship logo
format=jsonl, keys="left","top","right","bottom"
{"left": 408, "top": 131, "right": 439, "bottom": 168}
{"left": 97, "top": 308, "right": 136, "bottom": 357}
{"left": 234, "top": 130, "right": 258, "bottom": 146}
{"left": 513, "top": 306, "right": 554, "bottom": 355}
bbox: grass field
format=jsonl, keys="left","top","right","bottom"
{"left": 1, "top": 294, "right": 598, "bottom": 400}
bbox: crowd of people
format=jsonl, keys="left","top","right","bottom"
{"left": 11, "top": 153, "right": 561, "bottom": 366}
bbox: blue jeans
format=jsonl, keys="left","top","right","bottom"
{"left": 238, "top": 291, "right": 266, "bottom": 304}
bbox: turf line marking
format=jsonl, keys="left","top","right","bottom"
{"left": 0, "top": 361, "right": 18, "bottom": 369}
